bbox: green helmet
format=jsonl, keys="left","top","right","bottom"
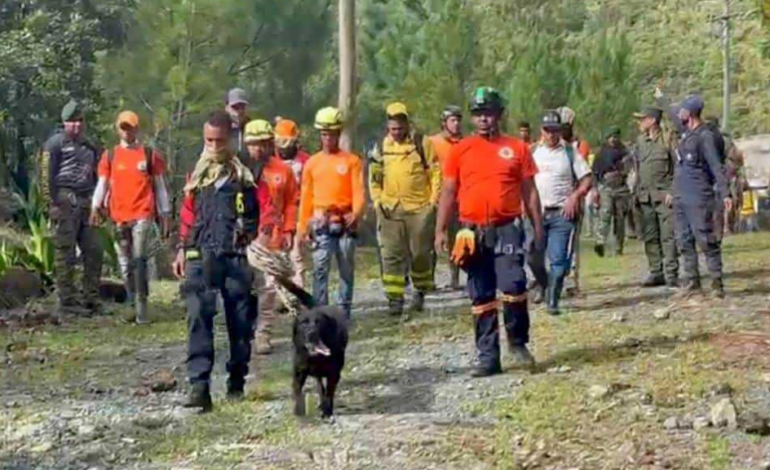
{"left": 469, "top": 86, "right": 505, "bottom": 113}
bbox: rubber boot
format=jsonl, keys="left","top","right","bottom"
{"left": 546, "top": 276, "right": 563, "bottom": 316}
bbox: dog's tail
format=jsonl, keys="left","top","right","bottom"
{"left": 246, "top": 241, "right": 316, "bottom": 309}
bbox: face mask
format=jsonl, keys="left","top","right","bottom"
{"left": 204, "top": 146, "right": 231, "bottom": 163}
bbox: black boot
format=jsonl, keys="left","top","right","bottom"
{"left": 387, "top": 299, "right": 404, "bottom": 317}
{"left": 594, "top": 243, "right": 605, "bottom": 258}
{"left": 471, "top": 363, "right": 502, "bottom": 378}
{"left": 642, "top": 274, "right": 666, "bottom": 288}
{"left": 546, "top": 277, "right": 563, "bottom": 316}
{"left": 226, "top": 377, "right": 245, "bottom": 401}
{"left": 184, "top": 383, "right": 213, "bottom": 412}
{"left": 509, "top": 344, "right": 536, "bottom": 369}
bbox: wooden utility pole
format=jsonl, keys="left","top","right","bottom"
{"left": 338, "top": 0, "right": 356, "bottom": 151}
{"left": 722, "top": 0, "right": 731, "bottom": 132}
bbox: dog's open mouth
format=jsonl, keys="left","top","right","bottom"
{"left": 306, "top": 342, "right": 331, "bottom": 356}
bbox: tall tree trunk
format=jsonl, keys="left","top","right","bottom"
{"left": 338, "top": 0, "right": 356, "bottom": 151}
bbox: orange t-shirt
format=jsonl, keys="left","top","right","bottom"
{"left": 98, "top": 146, "right": 166, "bottom": 224}
{"left": 429, "top": 133, "right": 461, "bottom": 168}
{"left": 444, "top": 134, "right": 537, "bottom": 226}
{"left": 260, "top": 156, "right": 299, "bottom": 249}
{"left": 298, "top": 150, "right": 365, "bottom": 235}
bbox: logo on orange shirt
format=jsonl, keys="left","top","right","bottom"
{"left": 336, "top": 164, "right": 348, "bottom": 175}
{"left": 498, "top": 147, "right": 514, "bottom": 160}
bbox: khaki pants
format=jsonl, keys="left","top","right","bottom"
{"left": 377, "top": 204, "right": 436, "bottom": 301}
{"left": 254, "top": 269, "right": 279, "bottom": 335}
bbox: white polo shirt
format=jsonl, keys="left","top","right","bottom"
{"left": 532, "top": 141, "right": 592, "bottom": 209}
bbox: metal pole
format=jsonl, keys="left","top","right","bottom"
{"left": 722, "top": 0, "right": 731, "bottom": 132}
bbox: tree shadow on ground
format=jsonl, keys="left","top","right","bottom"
{"left": 337, "top": 365, "right": 447, "bottom": 416}
{"left": 533, "top": 332, "right": 713, "bottom": 374}
{"left": 571, "top": 289, "right": 674, "bottom": 311}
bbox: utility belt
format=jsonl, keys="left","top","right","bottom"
{"left": 310, "top": 206, "right": 356, "bottom": 238}
{"left": 452, "top": 218, "right": 524, "bottom": 269}
{"left": 56, "top": 188, "right": 92, "bottom": 209}
{"left": 184, "top": 247, "right": 246, "bottom": 290}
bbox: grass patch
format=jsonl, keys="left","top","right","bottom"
{"left": 704, "top": 434, "right": 732, "bottom": 470}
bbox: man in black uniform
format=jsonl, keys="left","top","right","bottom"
{"left": 173, "top": 111, "right": 268, "bottom": 411}
{"left": 43, "top": 100, "right": 103, "bottom": 316}
{"left": 673, "top": 95, "right": 732, "bottom": 298}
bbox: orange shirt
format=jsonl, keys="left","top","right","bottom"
{"left": 444, "top": 134, "right": 537, "bottom": 226}
{"left": 429, "top": 133, "right": 461, "bottom": 168}
{"left": 98, "top": 146, "right": 166, "bottom": 224}
{"left": 260, "top": 156, "right": 299, "bottom": 249}
{"left": 298, "top": 150, "right": 365, "bottom": 235}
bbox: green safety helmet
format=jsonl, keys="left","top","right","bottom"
{"left": 469, "top": 87, "right": 505, "bottom": 114}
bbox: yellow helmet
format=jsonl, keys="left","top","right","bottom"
{"left": 244, "top": 119, "right": 274, "bottom": 143}
{"left": 314, "top": 107, "right": 343, "bottom": 130}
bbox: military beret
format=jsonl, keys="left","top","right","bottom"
{"left": 61, "top": 100, "right": 84, "bottom": 121}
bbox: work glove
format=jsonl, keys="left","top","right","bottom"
{"left": 450, "top": 228, "right": 476, "bottom": 268}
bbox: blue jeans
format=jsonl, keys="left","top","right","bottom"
{"left": 528, "top": 210, "right": 575, "bottom": 308}
{"left": 312, "top": 233, "right": 356, "bottom": 315}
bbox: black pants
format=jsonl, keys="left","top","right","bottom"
{"left": 465, "top": 220, "right": 529, "bottom": 369}
{"left": 183, "top": 255, "right": 256, "bottom": 385}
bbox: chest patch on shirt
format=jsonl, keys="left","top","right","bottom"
{"left": 498, "top": 147, "right": 515, "bottom": 160}
{"left": 336, "top": 164, "right": 348, "bottom": 175}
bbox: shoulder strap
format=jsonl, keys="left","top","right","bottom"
{"left": 564, "top": 143, "right": 577, "bottom": 183}
{"left": 144, "top": 145, "right": 153, "bottom": 176}
{"left": 413, "top": 132, "right": 428, "bottom": 170}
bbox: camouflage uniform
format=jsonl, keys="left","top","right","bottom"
{"left": 44, "top": 130, "right": 103, "bottom": 313}
{"left": 594, "top": 144, "right": 632, "bottom": 255}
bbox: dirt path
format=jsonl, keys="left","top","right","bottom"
{"left": 3, "top": 236, "right": 770, "bottom": 469}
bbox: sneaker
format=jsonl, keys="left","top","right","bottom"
{"left": 184, "top": 383, "right": 213, "bottom": 412}
{"left": 532, "top": 287, "right": 545, "bottom": 304}
{"left": 470, "top": 363, "right": 502, "bottom": 378}
{"left": 255, "top": 331, "right": 273, "bottom": 355}
{"left": 509, "top": 345, "right": 536, "bottom": 368}
{"left": 642, "top": 274, "right": 666, "bottom": 288}
{"left": 594, "top": 243, "right": 605, "bottom": 258}
{"left": 409, "top": 291, "right": 425, "bottom": 313}
{"left": 387, "top": 300, "right": 404, "bottom": 317}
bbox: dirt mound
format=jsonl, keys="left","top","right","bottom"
{"left": 711, "top": 332, "right": 770, "bottom": 369}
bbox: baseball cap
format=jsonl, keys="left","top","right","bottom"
{"left": 226, "top": 88, "right": 250, "bottom": 106}
{"left": 540, "top": 110, "right": 562, "bottom": 131}
{"left": 633, "top": 106, "right": 663, "bottom": 122}
{"left": 116, "top": 111, "right": 140, "bottom": 128}
{"left": 386, "top": 102, "right": 409, "bottom": 118}
{"left": 681, "top": 95, "right": 704, "bottom": 114}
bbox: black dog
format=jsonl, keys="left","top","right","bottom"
{"left": 277, "top": 280, "right": 348, "bottom": 418}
